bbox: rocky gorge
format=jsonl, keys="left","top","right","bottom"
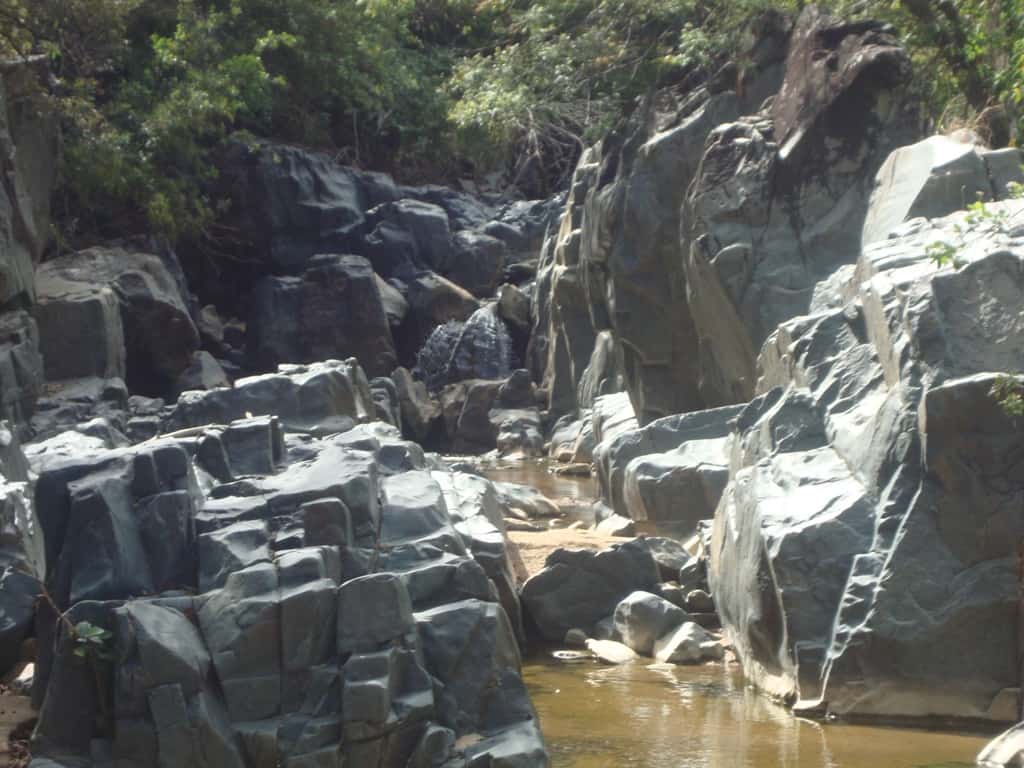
{"left": 3, "top": 5, "right": 1024, "bottom": 767}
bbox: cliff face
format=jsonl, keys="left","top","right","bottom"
{"left": 0, "top": 61, "right": 59, "bottom": 436}
{"left": 557, "top": 7, "right": 1024, "bottom": 724}
{"left": 534, "top": 8, "right": 921, "bottom": 425}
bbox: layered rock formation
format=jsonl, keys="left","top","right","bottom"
{"left": 19, "top": 361, "right": 547, "bottom": 767}
{"left": 534, "top": 8, "right": 921, "bottom": 424}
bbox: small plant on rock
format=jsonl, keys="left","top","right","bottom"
{"left": 991, "top": 375, "right": 1024, "bottom": 418}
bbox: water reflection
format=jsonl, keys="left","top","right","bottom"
{"left": 523, "top": 656, "right": 988, "bottom": 768}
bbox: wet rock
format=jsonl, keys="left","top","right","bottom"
{"left": 493, "top": 482, "right": 560, "bottom": 520}
{"left": 521, "top": 538, "right": 660, "bottom": 641}
{"left": 248, "top": 254, "right": 397, "bottom": 378}
{"left": 653, "top": 622, "right": 723, "bottom": 665}
{"left": 613, "top": 591, "right": 687, "bottom": 657}
{"left": 417, "top": 305, "right": 513, "bottom": 393}
{"left": 585, "top": 639, "right": 637, "bottom": 665}
{"left": 398, "top": 272, "right": 479, "bottom": 366}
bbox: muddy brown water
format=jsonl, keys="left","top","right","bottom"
{"left": 477, "top": 459, "right": 992, "bottom": 768}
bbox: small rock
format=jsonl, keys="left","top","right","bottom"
{"left": 653, "top": 622, "right": 724, "bottom": 665}
{"left": 564, "top": 629, "right": 588, "bottom": 648}
{"left": 585, "top": 639, "right": 638, "bottom": 665}
{"left": 613, "top": 591, "right": 688, "bottom": 656}
{"left": 685, "top": 589, "right": 715, "bottom": 614}
{"left": 595, "top": 514, "right": 635, "bottom": 537}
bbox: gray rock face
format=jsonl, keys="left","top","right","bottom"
{"left": 35, "top": 246, "right": 200, "bottom": 397}
{"left": 862, "top": 136, "right": 1024, "bottom": 246}
{"left": 167, "top": 359, "right": 375, "bottom": 434}
{"left": 520, "top": 538, "right": 660, "bottom": 641}
{"left": 534, "top": 8, "right": 920, "bottom": 424}
{"left": 34, "top": 270, "right": 126, "bottom": 382}
{"left": 0, "top": 421, "right": 43, "bottom": 676}
{"left": 709, "top": 199, "right": 1024, "bottom": 722}
{"left": 0, "top": 310, "right": 43, "bottom": 437}
{"left": 27, "top": 377, "right": 546, "bottom": 767}
{"left": 391, "top": 367, "right": 441, "bottom": 445}
{"left": 682, "top": 9, "right": 920, "bottom": 410}
{"left": 248, "top": 254, "right": 397, "bottom": 378}
{"left": 0, "top": 62, "right": 58, "bottom": 309}
{"left": 446, "top": 231, "right": 507, "bottom": 299}
{"left": 593, "top": 405, "right": 741, "bottom": 537}
{"left": 398, "top": 272, "right": 479, "bottom": 367}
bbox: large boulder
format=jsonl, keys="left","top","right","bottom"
{"left": 247, "top": 253, "right": 397, "bottom": 377}
{"left": 35, "top": 247, "right": 199, "bottom": 397}
{"left": 166, "top": 359, "right": 375, "bottom": 433}
{"left": 862, "top": 136, "right": 1024, "bottom": 246}
{"left": 710, "top": 199, "right": 1024, "bottom": 722}
{"left": 397, "top": 272, "right": 479, "bottom": 366}
{"left": 520, "top": 538, "right": 660, "bottom": 641}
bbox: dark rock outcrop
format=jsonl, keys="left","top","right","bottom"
{"left": 247, "top": 254, "right": 397, "bottom": 377}
{"left": 35, "top": 246, "right": 200, "bottom": 397}
{"left": 22, "top": 358, "right": 547, "bottom": 767}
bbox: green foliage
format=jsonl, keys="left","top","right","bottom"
{"left": 2, "top": 0, "right": 1023, "bottom": 241}
{"left": 991, "top": 375, "right": 1024, "bottom": 418}
{"left": 71, "top": 620, "right": 113, "bottom": 661}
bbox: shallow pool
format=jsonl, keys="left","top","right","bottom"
{"left": 523, "top": 654, "right": 991, "bottom": 768}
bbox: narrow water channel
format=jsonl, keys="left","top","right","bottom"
{"left": 478, "top": 459, "right": 993, "bottom": 768}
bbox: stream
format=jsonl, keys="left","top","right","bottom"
{"left": 479, "top": 459, "right": 993, "bottom": 768}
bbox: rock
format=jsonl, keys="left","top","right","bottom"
{"left": 640, "top": 538, "right": 691, "bottom": 583}
{"left": 438, "top": 379, "right": 502, "bottom": 454}
{"left": 564, "top": 629, "right": 587, "bottom": 648}
{"left": 166, "top": 359, "right": 374, "bottom": 433}
{"left": 247, "top": 254, "right": 397, "bottom": 377}
{"left": 217, "top": 142, "right": 370, "bottom": 277}
{"left": 710, "top": 200, "right": 1024, "bottom": 722}
{"left": 593, "top": 400, "right": 741, "bottom": 536}
{"left": 446, "top": 231, "right": 507, "bottom": 298}
{"left": 398, "top": 272, "right": 479, "bottom": 366}
{"left": 520, "top": 538, "right": 660, "bottom": 641}
{"left": 685, "top": 590, "right": 714, "bottom": 614}
{"left": 177, "top": 351, "right": 230, "bottom": 393}
{"left": 369, "top": 376, "right": 400, "bottom": 427}
{"left": 196, "top": 304, "right": 226, "bottom": 354}
{"left": 584, "top": 639, "right": 637, "bottom": 665}
{"left": 977, "top": 723, "right": 1024, "bottom": 767}
{"left": 366, "top": 199, "right": 453, "bottom": 274}
{"left": 0, "top": 471, "right": 44, "bottom": 676}
{"left": 653, "top": 622, "right": 723, "bottom": 664}
{"left": 28, "top": 377, "right": 129, "bottom": 443}
{"left": 36, "top": 246, "right": 200, "bottom": 397}
{"left": 416, "top": 304, "right": 513, "bottom": 392}
{"left": 613, "top": 591, "right": 687, "bottom": 657}
{"left": 682, "top": 9, "right": 920, "bottom": 410}
{"left": 493, "top": 482, "right": 560, "bottom": 520}
{"left": 495, "top": 284, "right": 530, "bottom": 336}
{"left": 375, "top": 275, "right": 409, "bottom": 329}
{"left": 34, "top": 270, "right": 126, "bottom": 382}
{"left": 862, "top": 135, "right": 1024, "bottom": 246}
{"left": 677, "top": 556, "right": 708, "bottom": 594}
{"left": 0, "top": 311, "right": 43, "bottom": 436}
{"left": 594, "top": 514, "right": 634, "bottom": 537}
{"left": 493, "top": 409, "right": 544, "bottom": 458}
{"left": 391, "top": 367, "right": 441, "bottom": 444}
